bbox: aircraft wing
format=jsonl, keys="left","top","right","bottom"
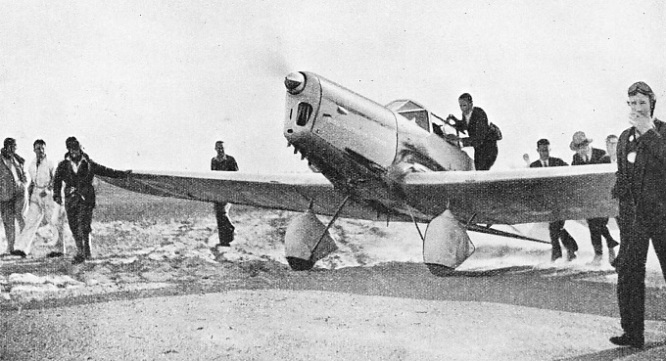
{"left": 402, "top": 164, "right": 618, "bottom": 225}
{"left": 100, "top": 170, "right": 382, "bottom": 220}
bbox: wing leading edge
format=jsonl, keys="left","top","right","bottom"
{"left": 100, "top": 170, "right": 383, "bottom": 221}
{"left": 402, "top": 164, "right": 618, "bottom": 225}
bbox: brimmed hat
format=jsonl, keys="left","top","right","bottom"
{"left": 570, "top": 131, "right": 592, "bottom": 151}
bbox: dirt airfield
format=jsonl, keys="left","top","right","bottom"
{"left": 2, "top": 183, "right": 666, "bottom": 360}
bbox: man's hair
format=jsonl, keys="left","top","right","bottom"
{"left": 65, "top": 136, "right": 80, "bottom": 150}
{"left": 537, "top": 139, "right": 550, "bottom": 147}
{"left": 33, "top": 139, "right": 46, "bottom": 147}
{"left": 458, "top": 93, "right": 473, "bottom": 103}
{"left": 606, "top": 134, "right": 618, "bottom": 142}
{"left": 3, "top": 138, "right": 15, "bottom": 149}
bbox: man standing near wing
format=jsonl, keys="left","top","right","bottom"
{"left": 610, "top": 81, "right": 666, "bottom": 349}
{"left": 570, "top": 131, "right": 618, "bottom": 265}
{"left": 529, "top": 138, "right": 578, "bottom": 262}
{"left": 211, "top": 140, "right": 239, "bottom": 248}
{"left": 53, "top": 137, "right": 130, "bottom": 264}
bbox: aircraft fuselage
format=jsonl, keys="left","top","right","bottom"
{"left": 283, "top": 71, "right": 473, "bottom": 221}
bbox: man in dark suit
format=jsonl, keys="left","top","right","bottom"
{"left": 610, "top": 81, "right": 666, "bottom": 349}
{"left": 570, "top": 131, "right": 619, "bottom": 265}
{"left": 447, "top": 93, "right": 498, "bottom": 170}
{"left": 53, "top": 137, "right": 130, "bottom": 264}
{"left": 529, "top": 139, "right": 578, "bottom": 261}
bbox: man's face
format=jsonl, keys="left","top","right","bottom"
{"left": 627, "top": 93, "right": 651, "bottom": 118}
{"left": 458, "top": 99, "right": 472, "bottom": 114}
{"left": 6, "top": 142, "right": 16, "bottom": 155}
{"left": 537, "top": 144, "right": 550, "bottom": 160}
{"left": 575, "top": 145, "right": 589, "bottom": 157}
{"left": 606, "top": 139, "right": 618, "bottom": 157}
{"left": 34, "top": 143, "right": 45, "bottom": 160}
{"left": 215, "top": 142, "right": 225, "bottom": 156}
{"left": 69, "top": 148, "right": 82, "bottom": 160}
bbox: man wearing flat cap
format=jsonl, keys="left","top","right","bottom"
{"left": 211, "top": 140, "right": 238, "bottom": 248}
{"left": 570, "top": 131, "right": 618, "bottom": 266}
{"left": 610, "top": 81, "right": 666, "bottom": 349}
{"left": 53, "top": 137, "right": 130, "bottom": 264}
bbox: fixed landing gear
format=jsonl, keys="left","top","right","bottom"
{"left": 422, "top": 210, "right": 476, "bottom": 275}
{"left": 284, "top": 197, "right": 349, "bottom": 271}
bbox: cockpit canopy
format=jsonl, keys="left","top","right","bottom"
{"left": 386, "top": 99, "right": 457, "bottom": 136}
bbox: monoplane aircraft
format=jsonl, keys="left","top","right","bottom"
{"left": 103, "top": 71, "right": 618, "bottom": 274}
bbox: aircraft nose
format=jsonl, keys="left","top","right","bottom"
{"left": 284, "top": 72, "right": 306, "bottom": 94}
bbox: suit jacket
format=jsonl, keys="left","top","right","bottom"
{"left": 453, "top": 107, "right": 496, "bottom": 149}
{"left": 613, "top": 118, "right": 666, "bottom": 217}
{"left": 53, "top": 152, "right": 126, "bottom": 207}
{"left": 0, "top": 154, "right": 27, "bottom": 202}
{"left": 529, "top": 157, "right": 568, "bottom": 168}
{"left": 572, "top": 147, "right": 608, "bottom": 166}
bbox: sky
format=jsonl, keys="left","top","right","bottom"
{"left": 1, "top": 0, "right": 665, "bottom": 172}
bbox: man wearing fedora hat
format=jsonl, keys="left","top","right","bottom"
{"left": 610, "top": 81, "right": 666, "bottom": 349}
{"left": 53, "top": 137, "right": 130, "bottom": 264}
{"left": 570, "top": 131, "right": 618, "bottom": 265}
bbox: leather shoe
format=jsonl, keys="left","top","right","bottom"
{"left": 567, "top": 250, "right": 577, "bottom": 261}
{"left": 610, "top": 334, "right": 644, "bottom": 348}
{"left": 46, "top": 252, "right": 64, "bottom": 258}
{"left": 10, "top": 250, "right": 26, "bottom": 258}
{"left": 71, "top": 254, "right": 86, "bottom": 265}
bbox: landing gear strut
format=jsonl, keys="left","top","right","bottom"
{"left": 284, "top": 197, "right": 350, "bottom": 271}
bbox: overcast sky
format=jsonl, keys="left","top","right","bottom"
{"left": 1, "top": 1, "right": 665, "bottom": 172}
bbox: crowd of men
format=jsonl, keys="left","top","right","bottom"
{"left": 447, "top": 81, "right": 665, "bottom": 349}
{"left": 0, "top": 136, "right": 129, "bottom": 264}
{"left": 528, "top": 132, "right": 619, "bottom": 266}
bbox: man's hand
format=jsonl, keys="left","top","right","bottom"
{"left": 629, "top": 111, "right": 654, "bottom": 135}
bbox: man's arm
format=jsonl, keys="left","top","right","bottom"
{"left": 53, "top": 162, "right": 64, "bottom": 205}
{"left": 91, "top": 160, "right": 130, "bottom": 179}
{"left": 638, "top": 126, "right": 666, "bottom": 166}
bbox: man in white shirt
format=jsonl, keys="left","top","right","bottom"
{"left": 0, "top": 137, "right": 27, "bottom": 256}
{"left": 15, "top": 139, "right": 66, "bottom": 257}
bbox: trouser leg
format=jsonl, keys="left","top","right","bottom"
{"left": 474, "top": 145, "right": 498, "bottom": 171}
{"left": 650, "top": 226, "right": 666, "bottom": 284}
{"left": 215, "top": 203, "right": 235, "bottom": 246}
{"left": 66, "top": 203, "right": 84, "bottom": 256}
{"left": 617, "top": 223, "right": 649, "bottom": 338}
{"left": 14, "top": 191, "right": 25, "bottom": 233}
{"left": 50, "top": 202, "right": 66, "bottom": 254}
{"left": 1, "top": 199, "right": 17, "bottom": 252}
{"left": 560, "top": 228, "right": 578, "bottom": 252}
{"left": 548, "top": 221, "right": 563, "bottom": 258}
{"left": 588, "top": 218, "right": 604, "bottom": 255}
{"left": 15, "top": 194, "right": 46, "bottom": 254}
{"left": 80, "top": 205, "right": 94, "bottom": 259}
